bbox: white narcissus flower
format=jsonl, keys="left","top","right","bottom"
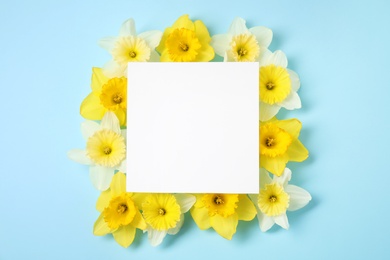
{"left": 258, "top": 50, "right": 301, "bottom": 121}
{"left": 211, "top": 17, "right": 272, "bottom": 62}
{"left": 99, "top": 18, "right": 163, "bottom": 78}
{"left": 249, "top": 168, "right": 311, "bottom": 232}
{"left": 140, "top": 193, "right": 196, "bottom": 247}
{"left": 68, "top": 111, "right": 126, "bottom": 191}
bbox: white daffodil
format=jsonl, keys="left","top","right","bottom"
{"left": 68, "top": 111, "right": 126, "bottom": 191}
{"left": 249, "top": 168, "right": 311, "bottom": 232}
{"left": 258, "top": 50, "right": 301, "bottom": 121}
{"left": 211, "top": 17, "right": 272, "bottom": 62}
{"left": 140, "top": 193, "right": 195, "bottom": 247}
{"left": 99, "top": 18, "right": 163, "bottom": 78}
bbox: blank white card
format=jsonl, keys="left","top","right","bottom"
{"left": 127, "top": 62, "right": 258, "bottom": 193}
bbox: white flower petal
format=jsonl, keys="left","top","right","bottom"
{"left": 268, "top": 50, "right": 288, "bottom": 68}
{"left": 103, "top": 60, "right": 126, "bottom": 78}
{"left": 81, "top": 120, "right": 100, "bottom": 140}
{"left": 138, "top": 30, "right": 163, "bottom": 49}
{"left": 211, "top": 34, "right": 232, "bottom": 57}
{"left": 148, "top": 50, "right": 160, "bottom": 62}
{"left": 260, "top": 102, "right": 281, "bottom": 122}
{"left": 98, "top": 37, "right": 117, "bottom": 51}
{"left": 228, "top": 17, "right": 249, "bottom": 35}
{"left": 121, "top": 129, "right": 127, "bottom": 142}
{"left": 273, "top": 168, "right": 292, "bottom": 187}
{"left": 274, "top": 213, "right": 289, "bottom": 230}
{"left": 279, "top": 91, "right": 301, "bottom": 110}
{"left": 248, "top": 193, "right": 258, "bottom": 204}
{"left": 249, "top": 26, "right": 273, "bottom": 48}
{"left": 67, "top": 149, "right": 92, "bottom": 165}
{"left": 119, "top": 18, "right": 136, "bottom": 37}
{"left": 258, "top": 212, "right": 275, "bottom": 232}
{"left": 89, "top": 165, "right": 114, "bottom": 191}
{"left": 174, "top": 194, "right": 196, "bottom": 213}
{"left": 147, "top": 227, "right": 167, "bottom": 247}
{"left": 167, "top": 214, "right": 184, "bottom": 235}
{"left": 258, "top": 48, "right": 272, "bottom": 65}
{"left": 286, "top": 185, "right": 312, "bottom": 211}
{"left": 288, "top": 69, "right": 300, "bottom": 91}
{"left": 101, "top": 111, "right": 121, "bottom": 134}
{"left": 260, "top": 168, "right": 272, "bottom": 189}
{"left": 117, "top": 159, "right": 126, "bottom": 173}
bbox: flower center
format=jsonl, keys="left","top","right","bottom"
{"left": 112, "top": 36, "right": 151, "bottom": 64}
{"left": 129, "top": 51, "right": 137, "bottom": 58}
{"left": 100, "top": 77, "right": 127, "bottom": 111}
{"left": 260, "top": 124, "right": 292, "bottom": 158}
{"left": 117, "top": 204, "right": 128, "bottom": 214}
{"left": 103, "top": 193, "right": 137, "bottom": 229}
{"left": 158, "top": 208, "right": 166, "bottom": 215}
{"left": 230, "top": 34, "right": 260, "bottom": 62}
{"left": 86, "top": 129, "right": 126, "bottom": 167}
{"left": 202, "top": 194, "right": 239, "bottom": 217}
{"left": 260, "top": 65, "right": 291, "bottom": 104}
{"left": 112, "top": 93, "right": 123, "bottom": 104}
{"left": 258, "top": 183, "right": 289, "bottom": 217}
{"left": 165, "top": 28, "right": 202, "bottom": 62}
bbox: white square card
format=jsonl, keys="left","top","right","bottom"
{"left": 127, "top": 62, "right": 258, "bottom": 193}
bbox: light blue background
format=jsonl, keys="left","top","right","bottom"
{"left": 1, "top": 0, "right": 389, "bottom": 259}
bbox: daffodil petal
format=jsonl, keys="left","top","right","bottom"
{"left": 167, "top": 214, "right": 184, "bottom": 235}
{"left": 194, "top": 20, "right": 211, "bottom": 43}
{"left": 195, "top": 44, "right": 215, "bottom": 62}
{"left": 93, "top": 214, "right": 111, "bottom": 236}
{"left": 268, "top": 50, "right": 288, "bottom": 68}
{"left": 287, "top": 139, "right": 309, "bottom": 162}
{"left": 236, "top": 195, "right": 256, "bottom": 221}
{"left": 98, "top": 37, "right": 116, "bottom": 51}
{"left": 273, "top": 167, "right": 292, "bottom": 187}
{"left": 279, "top": 91, "right": 301, "bottom": 110}
{"left": 174, "top": 194, "right": 196, "bottom": 213}
{"left": 114, "top": 109, "right": 126, "bottom": 127}
{"left": 91, "top": 67, "right": 108, "bottom": 92}
{"left": 260, "top": 102, "right": 281, "bottom": 122}
{"left": 138, "top": 30, "right": 163, "bottom": 49}
{"left": 131, "top": 193, "right": 147, "bottom": 208}
{"left": 260, "top": 168, "right": 272, "bottom": 189}
{"left": 110, "top": 172, "right": 126, "bottom": 196}
{"left": 119, "top": 18, "right": 136, "bottom": 37}
{"left": 172, "top": 14, "right": 194, "bottom": 30}
{"left": 288, "top": 69, "right": 300, "bottom": 91}
{"left": 101, "top": 111, "right": 121, "bottom": 134}
{"left": 96, "top": 189, "right": 111, "bottom": 212}
{"left": 249, "top": 26, "right": 273, "bottom": 48}
{"left": 190, "top": 207, "right": 210, "bottom": 230}
{"left": 260, "top": 154, "right": 288, "bottom": 177}
{"left": 274, "top": 118, "right": 302, "bottom": 139}
{"left": 160, "top": 50, "right": 172, "bottom": 62}
{"left": 228, "top": 17, "right": 249, "bottom": 35}
{"left": 210, "top": 214, "right": 238, "bottom": 240}
{"left": 103, "top": 60, "right": 126, "bottom": 78}
{"left": 67, "top": 149, "right": 92, "bottom": 165}
{"left": 156, "top": 28, "right": 172, "bottom": 54}
{"left": 80, "top": 93, "right": 106, "bottom": 121}
{"left": 258, "top": 48, "right": 272, "bottom": 65}
{"left": 286, "top": 185, "right": 311, "bottom": 211}
{"left": 131, "top": 210, "right": 147, "bottom": 230}
{"left": 81, "top": 120, "right": 100, "bottom": 140}
{"left": 274, "top": 213, "right": 289, "bottom": 230}
{"left": 257, "top": 212, "right": 275, "bottom": 232}
{"left": 89, "top": 165, "right": 114, "bottom": 191}
{"left": 148, "top": 227, "right": 167, "bottom": 247}
{"left": 193, "top": 194, "right": 205, "bottom": 208}
{"left": 211, "top": 34, "right": 232, "bottom": 57}
{"left": 117, "top": 159, "right": 126, "bottom": 173}
{"left": 112, "top": 225, "right": 136, "bottom": 248}
{"left": 149, "top": 50, "right": 160, "bottom": 62}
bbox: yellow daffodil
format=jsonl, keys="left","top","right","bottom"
{"left": 258, "top": 50, "right": 301, "bottom": 121}
{"left": 211, "top": 17, "right": 272, "bottom": 62}
{"left": 260, "top": 118, "right": 308, "bottom": 176}
{"left": 99, "top": 18, "right": 162, "bottom": 78}
{"left": 157, "top": 14, "right": 214, "bottom": 62}
{"left": 139, "top": 193, "right": 195, "bottom": 246}
{"left": 68, "top": 111, "right": 126, "bottom": 190}
{"left": 190, "top": 193, "right": 256, "bottom": 240}
{"left": 249, "top": 168, "right": 311, "bottom": 232}
{"left": 93, "top": 172, "right": 146, "bottom": 247}
{"left": 80, "top": 68, "right": 127, "bottom": 126}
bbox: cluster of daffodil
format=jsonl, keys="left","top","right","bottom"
{"left": 68, "top": 14, "right": 312, "bottom": 248}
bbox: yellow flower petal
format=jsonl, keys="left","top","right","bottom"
{"left": 260, "top": 153, "right": 288, "bottom": 177}
{"left": 96, "top": 189, "right": 111, "bottom": 212}
{"left": 114, "top": 109, "right": 126, "bottom": 127}
{"left": 194, "top": 20, "right": 211, "bottom": 44}
{"left": 112, "top": 225, "right": 136, "bottom": 248}
{"left": 110, "top": 172, "right": 126, "bottom": 197}
{"left": 273, "top": 118, "right": 302, "bottom": 139}
{"left": 190, "top": 207, "right": 211, "bottom": 230}
{"left": 195, "top": 44, "right": 215, "bottom": 62}
{"left": 93, "top": 214, "right": 112, "bottom": 236}
{"left": 286, "top": 139, "right": 309, "bottom": 162}
{"left": 160, "top": 50, "right": 172, "bottom": 61}
{"left": 235, "top": 195, "right": 256, "bottom": 221}
{"left": 131, "top": 210, "right": 147, "bottom": 230}
{"left": 209, "top": 214, "right": 238, "bottom": 240}
{"left": 131, "top": 193, "right": 147, "bottom": 208}
{"left": 156, "top": 28, "right": 173, "bottom": 54}
{"left": 91, "top": 67, "right": 108, "bottom": 93}
{"left": 80, "top": 93, "right": 106, "bottom": 120}
{"left": 172, "top": 14, "right": 194, "bottom": 30}
{"left": 193, "top": 194, "right": 205, "bottom": 208}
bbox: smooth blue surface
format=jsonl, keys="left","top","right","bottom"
{"left": 1, "top": 0, "right": 390, "bottom": 259}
